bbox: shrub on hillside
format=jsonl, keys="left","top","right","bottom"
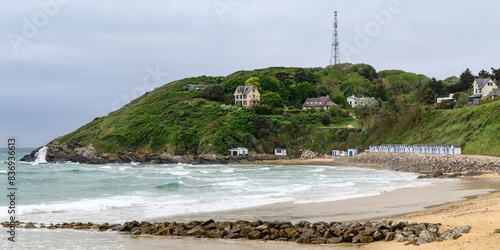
{"left": 199, "top": 84, "right": 224, "bottom": 101}
{"left": 321, "top": 113, "right": 331, "bottom": 125}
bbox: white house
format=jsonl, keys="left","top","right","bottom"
{"left": 274, "top": 148, "right": 287, "bottom": 156}
{"left": 436, "top": 93, "right": 455, "bottom": 103}
{"left": 183, "top": 84, "right": 206, "bottom": 91}
{"left": 347, "top": 96, "right": 377, "bottom": 108}
{"left": 469, "top": 78, "right": 499, "bottom": 105}
{"left": 228, "top": 147, "right": 248, "bottom": 156}
{"left": 234, "top": 86, "right": 260, "bottom": 108}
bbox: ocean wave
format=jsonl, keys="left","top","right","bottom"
{"left": 213, "top": 180, "right": 249, "bottom": 187}
{"left": 155, "top": 181, "right": 185, "bottom": 190}
{"left": 169, "top": 171, "right": 190, "bottom": 176}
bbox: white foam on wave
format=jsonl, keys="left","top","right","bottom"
{"left": 100, "top": 166, "right": 113, "bottom": 170}
{"left": 170, "top": 171, "right": 190, "bottom": 176}
{"left": 213, "top": 180, "right": 249, "bottom": 187}
{"left": 219, "top": 169, "right": 234, "bottom": 173}
{"left": 0, "top": 170, "right": 7, "bottom": 174}
{"left": 32, "top": 146, "right": 48, "bottom": 165}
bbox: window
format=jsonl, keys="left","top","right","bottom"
{"left": 488, "top": 82, "right": 493, "bottom": 86}
{"left": 276, "top": 149, "right": 281, "bottom": 154}
{"left": 243, "top": 101, "right": 247, "bottom": 105}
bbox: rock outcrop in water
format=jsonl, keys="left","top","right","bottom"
{"left": 4, "top": 219, "right": 470, "bottom": 246}
{"left": 20, "top": 139, "right": 288, "bottom": 164}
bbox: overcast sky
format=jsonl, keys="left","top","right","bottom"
{"left": 1, "top": 0, "right": 499, "bottom": 148}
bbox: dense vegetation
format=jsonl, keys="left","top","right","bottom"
{"left": 58, "top": 65, "right": 500, "bottom": 157}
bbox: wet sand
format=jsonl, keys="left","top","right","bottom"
{"left": 158, "top": 178, "right": 499, "bottom": 224}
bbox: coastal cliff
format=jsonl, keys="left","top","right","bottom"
{"left": 20, "top": 139, "right": 288, "bottom": 164}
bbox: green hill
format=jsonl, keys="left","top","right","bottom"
{"left": 368, "top": 101, "right": 500, "bottom": 156}
{"left": 55, "top": 65, "right": 500, "bottom": 157}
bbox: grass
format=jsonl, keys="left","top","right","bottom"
{"left": 379, "top": 101, "right": 500, "bottom": 156}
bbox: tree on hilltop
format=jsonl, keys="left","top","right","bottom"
{"left": 457, "top": 68, "right": 475, "bottom": 92}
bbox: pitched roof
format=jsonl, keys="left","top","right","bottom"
{"left": 234, "top": 85, "right": 258, "bottom": 95}
{"left": 302, "top": 96, "right": 336, "bottom": 108}
{"left": 468, "top": 94, "right": 482, "bottom": 98}
{"left": 487, "top": 88, "right": 500, "bottom": 96}
{"left": 475, "top": 78, "right": 492, "bottom": 89}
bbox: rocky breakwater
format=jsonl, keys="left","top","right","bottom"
{"left": 3, "top": 219, "right": 472, "bottom": 246}
{"left": 347, "top": 153, "right": 500, "bottom": 175}
{"left": 21, "top": 139, "right": 287, "bottom": 164}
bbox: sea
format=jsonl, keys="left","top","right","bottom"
{"left": 0, "top": 148, "right": 446, "bottom": 249}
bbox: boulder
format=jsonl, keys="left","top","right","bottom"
{"left": 284, "top": 228, "right": 297, "bottom": 238}
{"left": 384, "top": 232, "right": 394, "bottom": 241}
{"left": 186, "top": 225, "right": 204, "bottom": 236}
{"left": 200, "top": 219, "right": 215, "bottom": 227}
{"left": 352, "top": 234, "right": 374, "bottom": 243}
{"left": 391, "top": 220, "right": 407, "bottom": 230}
{"left": 393, "top": 233, "right": 405, "bottom": 242}
{"left": 373, "top": 230, "right": 384, "bottom": 241}
{"left": 416, "top": 230, "right": 437, "bottom": 245}
{"left": 248, "top": 230, "right": 262, "bottom": 240}
{"left": 224, "top": 232, "right": 240, "bottom": 239}
{"left": 24, "top": 222, "right": 37, "bottom": 229}
{"left": 326, "top": 236, "right": 343, "bottom": 244}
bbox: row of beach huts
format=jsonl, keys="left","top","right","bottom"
{"left": 227, "top": 144, "right": 461, "bottom": 157}
{"left": 367, "top": 144, "right": 462, "bottom": 155}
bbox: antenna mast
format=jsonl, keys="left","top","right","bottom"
{"left": 330, "top": 11, "right": 340, "bottom": 66}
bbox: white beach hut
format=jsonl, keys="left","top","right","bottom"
{"left": 348, "top": 149, "right": 358, "bottom": 157}
{"left": 332, "top": 150, "right": 341, "bottom": 156}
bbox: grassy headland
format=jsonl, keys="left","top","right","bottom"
{"left": 56, "top": 65, "right": 500, "bottom": 157}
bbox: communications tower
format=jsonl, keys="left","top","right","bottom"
{"left": 330, "top": 11, "right": 340, "bottom": 66}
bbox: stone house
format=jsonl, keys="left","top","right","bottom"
{"left": 301, "top": 96, "right": 336, "bottom": 110}
{"left": 234, "top": 86, "right": 260, "bottom": 107}
{"left": 468, "top": 78, "right": 499, "bottom": 105}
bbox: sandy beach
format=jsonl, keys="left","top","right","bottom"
{"left": 119, "top": 159, "right": 500, "bottom": 249}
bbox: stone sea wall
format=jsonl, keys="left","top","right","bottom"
{"left": 3, "top": 219, "right": 471, "bottom": 246}
{"left": 347, "top": 153, "right": 500, "bottom": 174}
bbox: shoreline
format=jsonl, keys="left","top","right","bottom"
{"left": 10, "top": 157, "right": 500, "bottom": 249}
{"left": 156, "top": 174, "right": 500, "bottom": 224}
